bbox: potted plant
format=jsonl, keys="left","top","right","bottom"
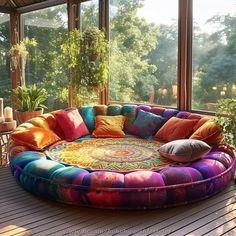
{"left": 61, "top": 27, "right": 109, "bottom": 105}
{"left": 215, "top": 98, "right": 236, "bottom": 149}
{"left": 14, "top": 84, "right": 48, "bottom": 124}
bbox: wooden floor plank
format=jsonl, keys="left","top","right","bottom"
{"left": 221, "top": 227, "right": 236, "bottom": 236}
{"left": 0, "top": 166, "right": 235, "bottom": 236}
{"left": 118, "top": 188, "right": 236, "bottom": 236}
{"left": 204, "top": 219, "right": 236, "bottom": 236}
{"left": 167, "top": 205, "right": 236, "bottom": 236}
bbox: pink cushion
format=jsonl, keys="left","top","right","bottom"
{"left": 55, "top": 109, "right": 89, "bottom": 141}
{"left": 124, "top": 171, "right": 165, "bottom": 188}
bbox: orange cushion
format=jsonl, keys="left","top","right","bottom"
{"left": 190, "top": 120, "right": 223, "bottom": 145}
{"left": 154, "top": 117, "right": 198, "bottom": 142}
{"left": 193, "top": 117, "right": 212, "bottom": 132}
{"left": 11, "top": 127, "right": 61, "bottom": 150}
{"left": 92, "top": 115, "right": 126, "bottom": 138}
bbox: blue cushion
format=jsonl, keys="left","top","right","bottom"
{"left": 128, "top": 110, "right": 165, "bottom": 138}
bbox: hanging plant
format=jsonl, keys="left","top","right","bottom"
{"left": 9, "top": 38, "right": 37, "bottom": 72}
{"left": 60, "top": 27, "right": 109, "bottom": 105}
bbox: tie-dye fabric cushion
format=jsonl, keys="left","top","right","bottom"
{"left": 121, "top": 104, "right": 138, "bottom": 132}
{"left": 79, "top": 106, "right": 95, "bottom": 133}
{"left": 107, "top": 104, "right": 122, "bottom": 116}
{"left": 129, "top": 109, "right": 165, "bottom": 138}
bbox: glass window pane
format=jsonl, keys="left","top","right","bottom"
{"left": 22, "top": 4, "right": 68, "bottom": 111}
{"left": 0, "top": 13, "right": 11, "bottom": 107}
{"left": 80, "top": 0, "right": 99, "bottom": 31}
{"left": 109, "top": 0, "right": 178, "bottom": 106}
{"left": 79, "top": 0, "right": 100, "bottom": 105}
{"left": 192, "top": 0, "right": 236, "bottom": 111}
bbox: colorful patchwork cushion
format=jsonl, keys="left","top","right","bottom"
{"left": 9, "top": 145, "right": 31, "bottom": 158}
{"left": 11, "top": 127, "right": 61, "bottom": 150}
{"left": 203, "top": 151, "right": 233, "bottom": 169}
{"left": 94, "top": 105, "right": 107, "bottom": 116}
{"left": 23, "top": 159, "right": 65, "bottom": 179}
{"left": 159, "top": 139, "right": 211, "bottom": 162}
{"left": 160, "top": 167, "right": 203, "bottom": 185}
{"left": 138, "top": 105, "right": 152, "bottom": 112}
{"left": 128, "top": 109, "right": 165, "bottom": 138}
{"left": 124, "top": 171, "right": 165, "bottom": 187}
{"left": 121, "top": 105, "right": 138, "bottom": 132}
{"left": 190, "top": 159, "right": 226, "bottom": 178}
{"left": 55, "top": 108, "right": 90, "bottom": 141}
{"left": 162, "top": 109, "right": 179, "bottom": 120}
{"left": 92, "top": 115, "right": 126, "bottom": 138}
{"left": 82, "top": 171, "right": 124, "bottom": 188}
{"left": 190, "top": 120, "right": 223, "bottom": 145}
{"left": 107, "top": 104, "right": 122, "bottom": 116}
{"left": 150, "top": 107, "right": 165, "bottom": 116}
{"left": 11, "top": 151, "right": 46, "bottom": 169}
{"left": 79, "top": 106, "right": 95, "bottom": 133}
{"left": 154, "top": 117, "right": 198, "bottom": 142}
{"left": 50, "top": 166, "right": 89, "bottom": 185}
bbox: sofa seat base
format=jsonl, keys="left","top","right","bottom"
{"left": 10, "top": 138, "right": 235, "bottom": 210}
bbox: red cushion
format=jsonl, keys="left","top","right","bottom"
{"left": 55, "top": 109, "right": 89, "bottom": 141}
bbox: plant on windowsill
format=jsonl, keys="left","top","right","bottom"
{"left": 215, "top": 98, "right": 236, "bottom": 149}
{"left": 61, "top": 27, "right": 109, "bottom": 105}
{"left": 14, "top": 84, "right": 48, "bottom": 124}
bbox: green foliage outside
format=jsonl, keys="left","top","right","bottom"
{"left": 0, "top": 1, "right": 235, "bottom": 111}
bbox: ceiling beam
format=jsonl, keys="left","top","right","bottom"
{"left": 6, "top": 0, "right": 17, "bottom": 8}
{"left": 17, "top": 0, "right": 66, "bottom": 14}
{"left": 0, "top": 6, "right": 15, "bottom": 13}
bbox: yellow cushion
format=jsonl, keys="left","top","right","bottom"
{"left": 92, "top": 115, "right": 126, "bottom": 138}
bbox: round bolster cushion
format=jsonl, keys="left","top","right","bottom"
{"left": 23, "top": 159, "right": 65, "bottom": 179}
{"left": 190, "top": 159, "right": 226, "bottom": 179}
{"left": 124, "top": 170, "right": 165, "bottom": 188}
{"left": 11, "top": 151, "right": 46, "bottom": 169}
{"left": 203, "top": 151, "right": 233, "bottom": 169}
{"left": 160, "top": 167, "right": 203, "bottom": 185}
{"left": 50, "top": 166, "right": 89, "bottom": 185}
{"left": 82, "top": 171, "right": 124, "bottom": 188}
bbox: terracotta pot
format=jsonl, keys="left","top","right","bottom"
{"left": 15, "top": 108, "right": 44, "bottom": 125}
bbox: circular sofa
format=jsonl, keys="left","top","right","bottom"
{"left": 9, "top": 104, "right": 235, "bottom": 210}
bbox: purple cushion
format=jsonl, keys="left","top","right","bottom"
{"left": 190, "top": 159, "right": 226, "bottom": 179}
{"left": 138, "top": 105, "right": 152, "bottom": 112}
{"left": 159, "top": 139, "right": 211, "bottom": 163}
{"left": 163, "top": 109, "right": 179, "bottom": 120}
{"left": 176, "top": 111, "right": 191, "bottom": 119}
{"left": 82, "top": 171, "right": 124, "bottom": 188}
{"left": 160, "top": 167, "right": 203, "bottom": 185}
{"left": 128, "top": 109, "right": 165, "bottom": 138}
{"left": 203, "top": 151, "right": 233, "bottom": 169}
{"left": 124, "top": 171, "right": 165, "bottom": 188}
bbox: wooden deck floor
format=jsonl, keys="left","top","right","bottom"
{"left": 0, "top": 166, "right": 236, "bottom": 236}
